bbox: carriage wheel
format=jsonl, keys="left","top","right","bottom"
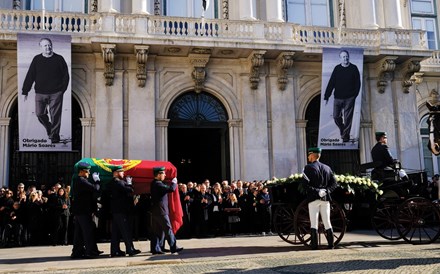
{"left": 371, "top": 198, "right": 403, "bottom": 240}
{"left": 294, "top": 200, "right": 346, "bottom": 247}
{"left": 273, "top": 205, "right": 301, "bottom": 245}
{"left": 396, "top": 197, "right": 440, "bottom": 245}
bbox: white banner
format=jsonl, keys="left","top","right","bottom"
{"left": 318, "top": 48, "right": 364, "bottom": 150}
{"left": 18, "top": 33, "right": 72, "bottom": 151}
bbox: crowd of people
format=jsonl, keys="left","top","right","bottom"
{"left": 0, "top": 182, "right": 70, "bottom": 248}
{"left": 0, "top": 177, "right": 274, "bottom": 249}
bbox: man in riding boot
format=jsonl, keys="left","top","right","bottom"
{"left": 371, "top": 131, "right": 408, "bottom": 182}
{"left": 303, "top": 147, "right": 339, "bottom": 249}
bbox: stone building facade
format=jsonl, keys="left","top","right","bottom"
{"left": 0, "top": 0, "right": 439, "bottom": 187}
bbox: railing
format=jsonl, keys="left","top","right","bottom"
{"left": 0, "top": 9, "right": 428, "bottom": 50}
{"left": 0, "top": 9, "right": 97, "bottom": 32}
{"left": 421, "top": 51, "right": 440, "bottom": 66}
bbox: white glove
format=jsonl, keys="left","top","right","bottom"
{"left": 172, "top": 177, "right": 178, "bottom": 184}
{"left": 318, "top": 189, "right": 327, "bottom": 198}
{"left": 126, "top": 176, "right": 133, "bottom": 185}
{"left": 92, "top": 172, "right": 100, "bottom": 182}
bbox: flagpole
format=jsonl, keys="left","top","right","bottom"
{"left": 42, "top": 0, "right": 46, "bottom": 30}
{"left": 338, "top": 0, "right": 345, "bottom": 44}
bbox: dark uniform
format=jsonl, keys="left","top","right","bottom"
{"left": 70, "top": 163, "right": 100, "bottom": 258}
{"left": 110, "top": 167, "right": 140, "bottom": 256}
{"left": 304, "top": 161, "right": 338, "bottom": 203}
{"left": 371, "top": 131, "right": 396, "bottom": 181}
{"left": 150, "top": 167, "right": 182, "bottom": 254}
{"left": 303, "top": 147, "right": 338, "bottom": 249}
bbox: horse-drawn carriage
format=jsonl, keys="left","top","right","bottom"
{"left": 269, "top": 161, "right": 440, "bottom": 248}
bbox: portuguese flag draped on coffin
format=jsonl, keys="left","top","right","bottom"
{"left": 72, "top": 158, "right": 183, "bottom": 234}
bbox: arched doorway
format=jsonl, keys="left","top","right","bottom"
{"left": 305, "top": 95, "right": 359, "bottom": 174}
{"left": 8, "top": 98, "right": 82, "bottom": 189}
{"left": 167, "top": 91, "right": 230, "bottom": 184}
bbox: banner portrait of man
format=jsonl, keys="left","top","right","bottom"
{"left": 17, "top": 33, "right": 72, "bottom": 151}
{"left": 318, "top": 47, "right": 364, "bottom": 150}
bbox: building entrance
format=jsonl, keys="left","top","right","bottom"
{"left": 168, "top": 127, "right": 228, "bottom": 184}
{"left": 167, "top": 91, "right": 230, "bottom": 184}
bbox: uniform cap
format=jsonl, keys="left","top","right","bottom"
{"left": 111, "top": 165, "right": 124, "bottom": 172}
{"left": 375, "top": 132, "right": 387, "bottom": 138}
{"left": 153, "top": 166, "right": 166, "bottom": 175}
{"left": 308, "top": 147, "right": 322, "bottom": 154}
{"left": 77, "top": 162, "right": 91, "bottom": 171}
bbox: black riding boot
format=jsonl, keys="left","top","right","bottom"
{"left": 326, "top": 228, "right": 334, "bottom": 249}
{"left": 310, "top": 228, "right": 318, "bottom": 250}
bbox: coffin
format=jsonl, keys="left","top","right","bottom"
{"left": 73, "top": 158, "right": 177, "bottom": 194}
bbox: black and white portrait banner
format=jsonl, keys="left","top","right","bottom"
{"left": 18, "top": 33, "right": 72, "bottom": 151}
{"left": 318, "top": 47, "right": 364, "bottom": 150}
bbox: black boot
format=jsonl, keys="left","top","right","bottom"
{"left": 326, "top": 228, "right": 334, "bottom": 249}
{"left": 310, "top": 228, "right": 318, "bottom": 250}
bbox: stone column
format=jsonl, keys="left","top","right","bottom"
{"left": 228, "top": 119, "right": 243, "bottom": 181}
{"left": 156, "top": 119, "right": 169, "bottom": 161}
{"left": 132, "top": 0, "right": 151, "bottom": 14}
{"left": 94, "top": 48, "right": 123, "bottom": 158}
{"left": 80, "top": 118, "right": 94, "bottom": 158}
{"left": 384, "top": 0, "right": 403, "bottom": 29}
{"left": 99, "top": 0, "right": 120, "bottom": 13}
{"left": 241, "top": 73, "right": 269, "bottom": 180}
{"left": 127, "top": 54, "right": 156, "bottom": 160}
{"left": 266, "top": 0, "right": 284, "bottom": 22}
{"left": 270, "top": 71, "right": 298, "bottom": 178}
{"left": 238, "top": 0, "right": 256, "bottom": 20}
{"left": 296, "top": 120, "right": 307, "bottom": 171}
{"left": 0, "top": 118, "right": 10, "bottom": 188}
{"left": 359, "top": 121, "right": 373, "bottom": 163}
{"left": 360, "top": 0, "right": 378, "bottom": 29}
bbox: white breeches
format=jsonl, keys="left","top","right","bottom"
{"left": 308, "top": 199, "right": 332, "bottom": 230}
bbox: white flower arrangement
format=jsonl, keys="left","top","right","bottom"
{"left": 268, "top": 173, "right": 383, "bottom": 196}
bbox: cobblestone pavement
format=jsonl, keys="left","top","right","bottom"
{"left": 1, "top": 230, "right": 440, "bottom": 274}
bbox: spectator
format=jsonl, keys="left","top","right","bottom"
{"left": 209, "top": 184, "right": 223, "bottom": 236}
{"left": 257, "top": 186, "right": 272, "bottom": 235}
{"left": 27, "top": 191, "right": 43, "bottom": 246}
{"left": 223, "top": 193, "right": 240, "bottom": 236}
{"left": 190, "top": 184, "right": 211, "bottom": 238}
{"left": 15, "top": 183, "right": 26, "bottom": 201}
{"left": 2, "top": 201, "right": 25, "bottom": 247}
{"left": 55, "top": 187, "right": 70, "bottom": 245}
{"left": 176, "top": 184, "right": 191, "bottom": 239}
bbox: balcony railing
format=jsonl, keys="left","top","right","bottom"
{"left": 0, "top": 9, "right": 428, "bottom": 51}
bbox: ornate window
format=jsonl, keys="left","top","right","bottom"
{"left": 285, "top": 0, "right": 331, "bottom": 26}
{"left": 168, "top": 92, "right": 227, "bottom": 122}
{"left": 162, "top": 0, "right": 219, "bottom": 18}
{"left": 411, "top": 0, "right": 438, "bottom": 49}
{"left": 420, "top": 115, "right": 439, "bottom": 177}
{"left": 411, "top": 0, "right": 435, "bottom": 14}
{"left": 24, "top": 0, "right": 88, "bottom": 13}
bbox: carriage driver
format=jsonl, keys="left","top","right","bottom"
{"left": 371, "top": 131, "right": 408, "bottom": 182}
{"left": 303, "top": 147, "right": 339, "bottom": 250}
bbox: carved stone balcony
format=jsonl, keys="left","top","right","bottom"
{"left": 0, "top": 9, "right": 431, "bottom": 58}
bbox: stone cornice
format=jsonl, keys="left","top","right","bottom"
{"left": 228, "top": 119, "right": 243, "bottom": 128}
{"left": 79, "top": 117, "right": 94, "bottom": 127}
{"left": 0, "top": 117, "right": 11, "bottom": 126}
{"left": 156, "top": 118, "right": 170, "bottom": 127}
